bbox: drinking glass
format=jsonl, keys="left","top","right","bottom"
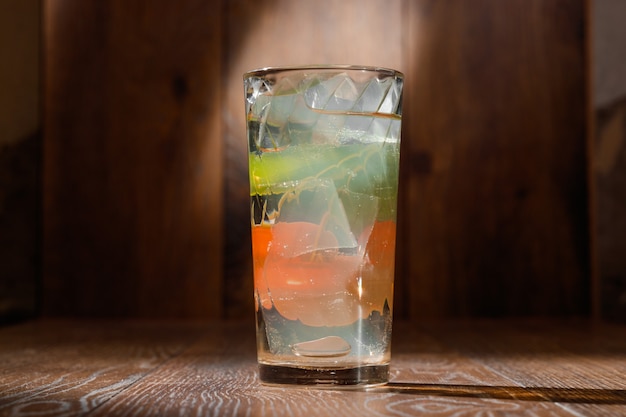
{"left": 244, "top": 65, "right": 403, "bottom": 387}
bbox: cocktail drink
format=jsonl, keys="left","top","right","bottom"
{"left": 244, "top": 66, "right": 403, "bottom": 387}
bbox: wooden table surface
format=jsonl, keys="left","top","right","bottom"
{"left": 1, "top": 319, "right": 625, "bottom": 416}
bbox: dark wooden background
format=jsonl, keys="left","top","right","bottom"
{"left": 7, "top": 0, "right": 596, "bottom": 321}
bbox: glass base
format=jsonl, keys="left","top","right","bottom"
{"left": 258, "top": 363, "right": 389, "bottom": 388}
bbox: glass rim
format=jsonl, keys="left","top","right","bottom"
{"left": 243, "top": 64, "right": 404, "bottom": 79}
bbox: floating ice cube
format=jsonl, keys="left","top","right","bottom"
{"left": 304, "top": 73, "right": 360, "bottom": 111}
{"left": 250, "top": 72, "right": 401, "bottom": 151}
{"left": 273, "top": 178, "right": 358, "bottom": 255}
{"left": 352, "top": 78, "right": 392, "bottom": 113}
{"left": 245, "top": 76, "right": 272, "bottom": 112}
{"left": 292, "top": 336, "right": 351, "bottom": 357}
{"left": 252, "top": 94, "right": 297, "bottom": 151}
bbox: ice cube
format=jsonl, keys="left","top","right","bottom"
{"left": 352, "top": 78, "right": 392, "bottom": 113}
{"left": 304, "top": 73, "right": 359, "bottom": 111}
{"left": 292, "top": 336, "right": 351, "bottom": 357}
{"left": 274, "top": 178, "right": 358, "bottom": 253}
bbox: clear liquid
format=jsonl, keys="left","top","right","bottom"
{"left": 250, "top": 141, "right": 399, "bottom": 370}
{"left": 256, "top": 296, "right": 393, "bottom": 368}
{"left": 245, "top": 70, "right": 402, "bottom": 384}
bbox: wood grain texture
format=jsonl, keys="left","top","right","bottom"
{"left": 0, "top": 0, "right": 41, "bottom": 323}
{"left": 399, "top": 0, "right": 590, "bottom": 318}
{"left": 42, "top": 0, "right": 223, "bottom": 318}
{"left": 41, "top": 0, "right": 591, "bottom": 320}
{"left": 419, "top": 320, "right": 626, "bottom": 416}
{"left": 0, "top": 132, "right": 40, "bottom": 323}
{"left": 594, "top": 97, "right": 626, "bottom": 322}
{"left": 1, "top": 319, "right": 625, "bottom": 417}
{"left": 0, "top": 320, "right": 207, "bottom": 416}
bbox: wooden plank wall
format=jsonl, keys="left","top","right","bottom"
{"left": 43, "top": 1, "right": 224, "bottom": 318}
{"left": 400, "top": 1, "right": 590, "bottom": 318}
{"left": 592, "top": 0, "right": 626, "bottom": 322}
{"left": 42, "top": 0, "right": 590, "bottom": 320}
{"left": 595, "top": 99, "right": 626, "bottom": 321}
{"left": 0, "top": 0, "right": 41, "bottom": 323}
